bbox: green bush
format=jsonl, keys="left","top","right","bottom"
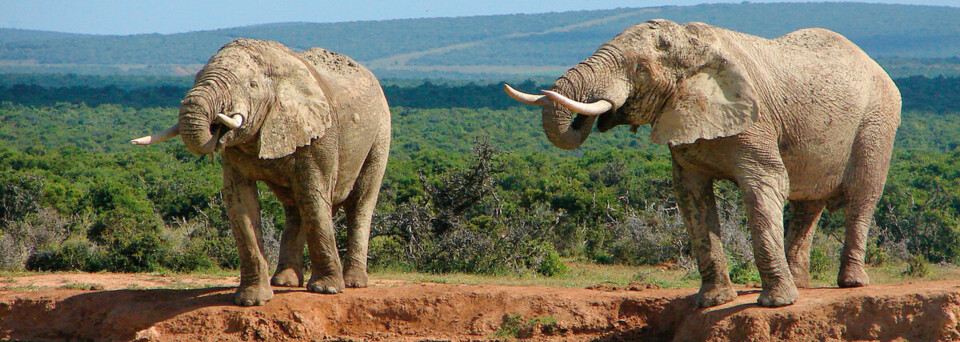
{"left": 809, "top": 246, "right": 833, "bottom": 278}
{"left": 904, "top": 254, "right": 931, "bottom": 278}
{"left": 865, "top": 243, "right": 889, "bottom": 266}
{"left": 26, "top": 239, "right": 97, "bottom": 272}
{"left": 729, "top": 260, "right": 761, "bottom": 285}
{"left": 536, "top": 244, "right": 567, "bottom": 277}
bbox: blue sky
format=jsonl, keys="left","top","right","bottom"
{"left": 1, "top": 0, "right": 958, "bottom": 35}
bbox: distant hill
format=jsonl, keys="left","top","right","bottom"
{"left": 0, "top": 29, "right": 88, "bottom": 43}
{"left": 1, "top": 2, "right": 959, "bottom": 79}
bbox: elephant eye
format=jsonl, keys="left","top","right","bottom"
{"left": 636, "top": 63, "right": 648, "bottom": 73}
{"left": 249, "top": 81, "right": 258, "bottom": 88}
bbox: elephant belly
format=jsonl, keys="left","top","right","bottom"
{"left": 331, "top": 122, "right": 381, "bottom": 205}
{"left": 776, "top": 90, "right": 865, "bottom": 201}
{"left": 782, "top": 137, "right": 854, "bottom": 201}
{"left": 784, "top": 160, "right": 846, "bottom": 200}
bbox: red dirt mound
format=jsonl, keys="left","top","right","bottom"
{"left": 1, "top": 274, "right": 959, "bottom": 341}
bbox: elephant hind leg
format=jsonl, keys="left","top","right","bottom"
{"left": 342, "top": 130, "right": 390, "bottom": 288}
{"left": 785, "top": 200, "right": 825, "bottom": 288}
{"left": 272, "top": 203, "right": 305, "bottom": 287}
{"left": 294, "top": 161, "right": 345, "bottom": 294}
{"left": 837, "top": 114, "right": 896, "bottom": 288}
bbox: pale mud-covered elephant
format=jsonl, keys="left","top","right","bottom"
{"left": 132, "top": 38, "right": 391, "bottom": 306}
{"left": 505, "top": 20, "right": 900, "bottom": 307}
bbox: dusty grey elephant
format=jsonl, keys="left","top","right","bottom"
{"left": 505, "top": 20, "right": 900, "bottom": 307}
{"left": 131, "top": 38, "right": 391, "bottom": 306}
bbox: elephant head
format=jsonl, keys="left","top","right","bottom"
{"left": 505, "top": 19, "right": 760, "bottom": 149}
{"left": 132, "top": 38, "right": 334, "bottom": 159}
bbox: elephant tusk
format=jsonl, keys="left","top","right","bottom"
{"left": 542, "top": 90, "right": 613, "bottom": 116}
{"left": 217, "top": 113, "right": 244, "bottom": 129}
{"left": 130, "top": 122, "right": 180, "bottom": 145}
{"left": 504, "top": 83, "right": 549, "bottom": 106}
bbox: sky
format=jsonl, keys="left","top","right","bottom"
{"left": 1, "top": 0, "right": 958, "bottom": 35}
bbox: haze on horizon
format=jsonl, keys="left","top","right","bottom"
{"left": 1, "top": 0, "right": 957, "bottom": 36}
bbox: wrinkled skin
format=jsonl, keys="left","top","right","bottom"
{"left": 134, "top": 39, "right": 391, "bottom": 306}
{"left": 508, "top": 20, "right": 900, "bottom": 307}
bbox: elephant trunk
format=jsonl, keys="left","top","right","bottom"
{"left": 541, "top": 63, "right": 607, "bottom": 150}
{"left": 541, "top": 103, "right": 597, "bottom": 150}
{"left": 177, "top": 70, "right": 236, "bottom": 156}
{"left": 542, "top": 47, "right": 629, "bottom": 150}
{"left": 178, "top": 91, "right": 220, "bottom": 156}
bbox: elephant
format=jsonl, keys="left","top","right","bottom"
{"left": 131, "top": 38, "right": 391, "bottom": 306}
{"left": 505, "top": 19, "right": 900, "bottom": 307}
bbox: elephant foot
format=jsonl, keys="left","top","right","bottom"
{"left": 343, "top": 267, "right": 369, "bottom": 288}
{"left": 757, "top": 280, "right": 798, "bottom": 307}
{"left": 696, "top": 285, "right": 737, "bottom": 308}
{"left": 234, "top": 283, "right": 273, "bottom": 306}
{"left": 271, "top": 268, "right": 304, "bottom": 287}
{"left": 838, "top": 265, "right": 869, "bottom": 288}
{"left": 307, "top": 275, "right": 345, "bottom": 294}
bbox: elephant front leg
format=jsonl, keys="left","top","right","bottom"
{"left": 223, "top": 165, "right": 273, "bottom": 306}
{"left": 739, "top": 173, "right": 798, "bottom": 307}
{"left": 673, "top": 163, "right": 736, "bottom": 308}
{"left": 272, "top": 204, "right": 305, "bottom": 287}
{"left": 785, "top": 200, "right": 825, "bottom": 288}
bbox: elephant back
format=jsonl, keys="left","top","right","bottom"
{"left": 298, "top": 48, "right": 389, "bottom": 124}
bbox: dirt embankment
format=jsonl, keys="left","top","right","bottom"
{"left": 1, "top": 274, "right": 959, "bottom": 341}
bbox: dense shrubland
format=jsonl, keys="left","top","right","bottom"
{"left": 2, "top": 77, "right": 960, "bottom": 284}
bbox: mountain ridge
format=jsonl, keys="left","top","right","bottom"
{"left": 2, "top": 2, "right": 959, "bottom": 79}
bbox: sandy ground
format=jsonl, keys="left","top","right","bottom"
{"left": 1, "top": 273, "right": 959, "bottom": 341}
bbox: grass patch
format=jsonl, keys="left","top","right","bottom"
{"left": 57, "top": 283, "right": 104, "bottom": 290}
{"left": 494, "top": 314, "right": 560, "bottom": 338}
{"left": 0, "top": 270, "right": 47, "bottom": 278}
{"left": 160, "top": 281, "right": 217, "bottom": 290}
{"left": 1, "top": 259, "right": 959, "bottom": 292}
{"left": 371, "top": 260, "right": 694, "bottom": 288}
{"left": 3, "top": 285, "right": 42, "bottom": 292}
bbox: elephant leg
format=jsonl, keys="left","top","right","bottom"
{"left": 838, "top": 204, "right": 873, "bottom": 288}
{"left": 738, "top": 169, "right": 798, "bottom": 307}
{"left": 784, "top": 200, "right": 825, "bottom": 288}
{"left": 672, "top": 159, "right": 735, "bottom": 308}
{"left": 342, "top": 139, "right": 388, "bottom": 288}
{"left": 271, "top": 203, "right": 304, "bottom": 287}
{"left": 838, "top": 119, "right": 894, "bottom": 288}
{"left": 222, "top": 164, "right": 273, "bottom": 306}
{"left": 296, "top": 169, "right": 345, "bottom": 294}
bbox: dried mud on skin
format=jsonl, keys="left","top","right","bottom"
{"left": 1, "top": 276, "right": 959, "bottom": 341}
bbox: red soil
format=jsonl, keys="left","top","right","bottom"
{"left": 1, "top": 274, "right": 958, "bottom": 341}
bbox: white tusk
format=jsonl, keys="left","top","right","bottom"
{"left": 504, "top": 83, "right": 549, "bottom": 106}
{"left": 130, "top": 123, "right": 180, "bottom": 145}
{"left": 217, "top": 113, "right": 243, "bottom": 129}
{"left": 541, "top": 90, "right": 613, "bottom": 116}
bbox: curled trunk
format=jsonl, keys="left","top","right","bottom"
{"left": 178, "top": 94, "right": 218, "bottom": 156}
{"left": 178, "top": 70, "right": 234, "bottom": 156}
{"left": 542, "top": 105, "right": 596, "bottom": 150}
{"left": 541, "top": 64, "right": 605, "bottom": 150}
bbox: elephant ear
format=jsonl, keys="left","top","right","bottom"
{"left": 258, "top": 60, "right": 334, "bottom": 159}
{"left": 649, "top": 51, "right": 759, "bottom": 146}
